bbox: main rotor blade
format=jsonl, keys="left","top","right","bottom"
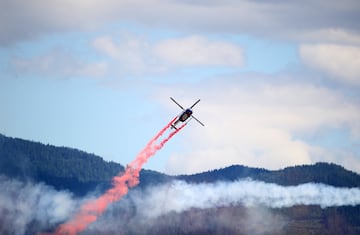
{"left": 192, "top": 115, "right": 205, "bottom": 126}
{"left": 170, "top": 97, "right": 184, "bottom": 110}
{"left": 190, "top": 99, "right": 201, "bottom": 109}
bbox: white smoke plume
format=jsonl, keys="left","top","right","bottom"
{"left": 1, "top": 175, "right": 360, "bottom": 234}
{"left": 135, "top": 179, "right": 360, "bottom": 219}
{"left": 0, "top": 175, "right": 78, "bottom": 235}
{"left": 86, "top": 178, "right": 360, "bottom": 234}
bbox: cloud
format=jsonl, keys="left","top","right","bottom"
{"left": 156, "top": 79, "right": 360, "bottom": 174}
{"left": 2, "top": 0, "right": 360, "bottom": 46}
{"left": 153, "top": 36, "right": 244, "bottom": 67}
{"left": 93, "top": 34, "right": 244, "bottom": 76}
{"left": 300, "top": 43, "right": 360, "bottom": 86}
{"left": 93, "top": 36, "right": 121, "bottom": 58}
{"left": 295, "top": 29, "right": 360, "bottom": 45}
{"left": 93, "top": 34, "right": 160, "bottom": 76}
{"left": 0, "top": 0, "right": 120, "bottom": 46}
{"left": 10, "top": 48, "right": 107, "bottom": 78}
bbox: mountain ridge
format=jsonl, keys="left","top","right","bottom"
{"left": 1, "top": 133, "right": 359, "bottom": 194}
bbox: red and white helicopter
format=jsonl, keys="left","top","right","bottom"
{"left": 170, "top": 97, "right": 204, "bottom": 129}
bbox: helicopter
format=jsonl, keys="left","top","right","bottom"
{"left": 170, "top": 97, "right": 204, "bottom": 129}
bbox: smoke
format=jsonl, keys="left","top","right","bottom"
{"left": 84, "top": 179, "right": 360, "bottom": 234}
{"left": 48, "top": 117, "right": 186, "bottom": 235}
{"left": 0, "top": 175, "right": 77, "bottom": 235}
{"left": 135, "top": 179, "right": 360, "bottom": 219}
{"left": 1, "top": 175, "right": 359, "bottom": 234}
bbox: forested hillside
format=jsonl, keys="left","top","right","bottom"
{"left": 1, "top": 133, "right": 360, "bottom": 194}
{"left": 0, "top": 134, "right": 170, "bottom": 195}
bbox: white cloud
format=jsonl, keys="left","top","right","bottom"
{"left": 153, "top": 36, "right": 244, "bottom": 67}
{"left": 300, "top": 43, "right": 360, "bottom": 86}
{"left": 295, "top": 29, "right": 360, "bottom": 45}
{"left": 93, "top": 34, "right": 244, "bottom": 76}
{"left": 11, "top": 48, "right": 107, "bottom": 78}
{"left": 93, "top": 36, "right": 121, "bottom": 58}
{"left": 157, "top": 80, "right": 360, "bottom": 174}
{"left": 2, "top": 0, "right": 360, "bottom": 46}
{"left": 93, "top": 34, "right": 161, "bottom": 76}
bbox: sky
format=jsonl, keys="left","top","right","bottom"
{"left": 1, "top": 0, "right": 360, "bottom": 175}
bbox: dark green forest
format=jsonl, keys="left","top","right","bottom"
{"left": 2, "top": 133, "right": 360, "bottom": 193}
{"left": 0, "top": 134, "right": 170, "bottom": 195}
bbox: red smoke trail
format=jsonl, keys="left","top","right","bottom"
{"left": 46, "top": 117, "right": 186, "bottom": 235}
